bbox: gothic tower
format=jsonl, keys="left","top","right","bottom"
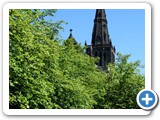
{"left": 86, "top": 9, "right": 115, "bottom": 68}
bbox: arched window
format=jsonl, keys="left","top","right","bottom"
{"left": 104, "top": 32, "right": 106, "bottom": 43}
{"left": 103, "top": 24, "right": 106, "bottom": 28}
{"left": 99, "top": 52, "right": 102, "bottom": 66}
{"left": 104, "top": 53, "right": 106, "bottom": 63}
{"left": 98, "top": 13, "right": 101, "bottom": 17}
{"left": 96, "top": 36, "right": 101, "bottom": 44}
{"left": 94, "top": 51, "right": 98, "bottom": 57}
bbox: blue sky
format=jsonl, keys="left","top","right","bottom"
{"left": 53, "top": 9, "right": 145, "bottom": 74}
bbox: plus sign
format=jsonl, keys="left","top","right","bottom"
{"left": 137, "top": 89, "right": 158, "bottom": 110}
{"left": 142, "top": 93, "right": 153, "bottom": 105}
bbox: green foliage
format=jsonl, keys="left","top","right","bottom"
{"left": 9, "top": 9, "right": 63, "bottom": 109}
{"left": 9, "top": 9, "right": 106, "bottom": 109}
{"left": 53, "top": 38, "right": 107, "bottom": 108}
{"left": 9, "top": 9, "right": 144, "bottom": 109}
{"left": 100, "top": 53, "right": 145, "bottom": 109}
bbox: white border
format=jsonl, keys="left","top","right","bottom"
{"left": 3, "top": 3, "right": 151, "bottom": 115}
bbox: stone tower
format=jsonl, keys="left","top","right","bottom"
{"left": 86, "top": 9, "right": 115, "bottom": 68}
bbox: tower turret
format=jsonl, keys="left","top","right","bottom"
{"left": 67, "top": 29, "right": 78, "bottom": 45}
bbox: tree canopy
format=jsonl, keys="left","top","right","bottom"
{"left": 9, "top": 9, "right": 144, "bottom": 109}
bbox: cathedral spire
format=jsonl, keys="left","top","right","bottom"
{"left": 91, "top": 9, "right": 110, "bottom": 45}
{"left": 86, "top": 9, "right": 115, "bottom": 68}
{"left": 95, "top": 9, "right": 107, "bottom": 20}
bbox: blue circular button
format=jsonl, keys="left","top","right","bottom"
{"left": 137, "top": 89, "right": 158, "bottom": 110}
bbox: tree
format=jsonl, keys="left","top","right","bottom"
{"left": 9, "top": 9, "right": 107, "bottom": 109}
{"left": 51, "top": 38, "right": 107, "bottom": 108}
{"left": 9, "top": 9, "right": 64, "bottom": 109}
{"left": 100, "top": 52, "right": 145, "bottom": 109}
